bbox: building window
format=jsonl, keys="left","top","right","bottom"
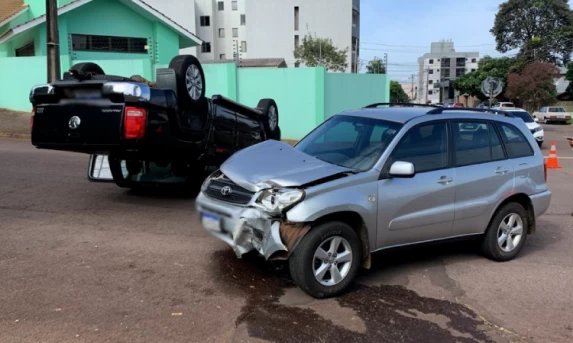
{"left": 241, "top": 41, "right": 247, "bottom": 53}
{"left": 428, "top": 69, "right": 433, "bottom": 74}
{"left": 218, "top": 1, "right": 224, "bottom": 10}
{"left": 456, "top": 57, "right": 465, "bottom": 67}
{"left": 471, "top": 68, "right": 476, "bottom": 72}
{"left": 442, "top": 69, "right": 450, "bottom": 78}
{"left": 456, "top": 68, "right": 465, "bottom": 77}
{"left": 429, "top": 59, "right": 434, "bottom": 64}
{"left": 352, "top": 9, "right": 359, "bottom": 29}
{"left": 429, "top": 90, "right": 433, "bottom": 95}
{"left": 201, "top": 42, "right": 211, "bottom": 53}
{"left": 15, "top": 42, "right": 35, "bottom": 56}
{"left": 71, "top": 34, "right": 147, "bottom": 53}
{"left": 200, "top": 16, "right": 210, "bottom": 26}
{"left": 240, "top": 14, "right": 246, "bottom": 25}
{"left": 471, "top": 58, "right": 477, "bottom": 63}
{"left": 232, "top": 1, "right": 237, "bottom": 10}
{"left": 220, "top": 54, "right": 226, "bottom": 60}
{"left": 219, "top": 28, "right": 225, "bottom": 38}
{"left": 428, "top": 80, "right": 433, "bottom": 84}
{"left": 232, "top": 28, "right": 238, "bottom": 38}
{"left": 294, "top": 35, "right": 299, "bottom": 48}
{"left": 294, "top": 6, "right": 299, "bottom": 31}
{"left": 441, "top": 58, "right": 450, "bottom": 67}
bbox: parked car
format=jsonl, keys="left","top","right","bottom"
{"left": 491, "top": 102, "right": 515, "bottom": 109}
{"left": 196, "top": 104, "right": 551, "bottom": 298}
{"left": 499, "top": 108, "right": 544, "bottom": 147}
{"left": 445, "top": 102, "right": 465, "bottom": 108}
{"left": 29, "top": 55, "right": 281, "bottom": 190}
{"left": 532, "top": 106, "right": 571, "bottom": 124}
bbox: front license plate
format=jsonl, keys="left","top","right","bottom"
{"left": 202, "top": 213, "right": 221, "bottom": 232}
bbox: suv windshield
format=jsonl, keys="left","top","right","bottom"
{"left": 295, "top": 115, "right": 403, "bottom": 171}
{"left": 511, "top": 111, "right": 534, "bottom": 123}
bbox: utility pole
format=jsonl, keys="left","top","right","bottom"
{"left": 46, "top": 0, "right": 61, "bottom": 82}
{"left": 408, "top": 74, "right": 415, "bottom": 101}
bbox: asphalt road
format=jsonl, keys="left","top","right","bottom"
{"left": 1, "top": 123, "right": 572, "bottom": 343}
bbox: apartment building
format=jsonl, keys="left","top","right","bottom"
{"left": 417, "top": 41, "right": 479, "bottom": 104}
{"left": 148, "top": 0, "right": 360, "bottom": 72}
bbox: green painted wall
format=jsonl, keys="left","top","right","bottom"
{"left": 26, "top": 0, "right": 77, "bottom": 18}
{"left": 0, "top": 56, "right": 71, "bottom": 111}
{"left": 152, "top": 22, "right": 178, "bottom": 65}
{"left": 237, "top": 67, "right": 325, "bottom": 140}
{"left": 324, "top": 73, "right": 389, "bottom": 119}
{"left": 202, "top": 63, "right": 237, "bottom": 99}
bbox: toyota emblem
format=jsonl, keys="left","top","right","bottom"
{"left": 68, "top": 116, "right": 81, "bottom": 129}
{"left": 220, "top": 186, "right": 232, "bottom": 196}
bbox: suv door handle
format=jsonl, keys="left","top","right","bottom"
{"left": 495, "top": 167, "right": 509, "bottom": 174}
{"left": 436, "top": 176, "right": 454, "bottom": 184}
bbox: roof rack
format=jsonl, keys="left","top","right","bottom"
{"left": 426, "top": 107, "right": 515, "bottom": 117}
{"left": 364, "top": 102, "right": 441, "bottom": 108}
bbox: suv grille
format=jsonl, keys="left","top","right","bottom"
{"left": 204, "top": 177, "right": 255, "bottom": 205}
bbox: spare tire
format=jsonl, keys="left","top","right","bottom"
{"left": 70, "top": 62, "right": 105, "bottom": 76}
{"left": 257, "top": 99, "right": 280, "bottom": 140}
{"left": 169, "top": 55, "right": 206, "bottom": 109}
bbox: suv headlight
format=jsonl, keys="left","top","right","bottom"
{"left": 533, "top": 126, "right": 543, "bottom": 133}
{"left": 257, "top": 188, "right": 305, "bottom": 214}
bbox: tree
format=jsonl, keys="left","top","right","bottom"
{"left": 390, "top": 81, "right": 410, "bottom": 103}
{"left": 366, "top": 57, "right": 386, "bottom": 74}
{"left": 505, "top": 62, "right": 560, "bottom": 111}
{"left": 491, "top": 0, "right": 573, "bottom": 66}
{"left": 293, "top": 34, "right": 348, "bottom": 72}
{"left": 453, "top": 56, "right": 516, "bottom": 100}
{"left": 566, "top": 62, "right": 573, "bottom": 94}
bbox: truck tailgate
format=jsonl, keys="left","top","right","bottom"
{"left": 33, "top": 101, "right": 124, "bottom": 147}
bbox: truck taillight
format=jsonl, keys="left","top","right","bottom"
{"left": 124, "top": 107, "right": 146, "bottom": 139}
{"left": 30, "top": 107, "right": 35, "bottom": 133}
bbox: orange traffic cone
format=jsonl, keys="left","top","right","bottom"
{"left": 546, "top": 141, "right": 562, "bottom": 169}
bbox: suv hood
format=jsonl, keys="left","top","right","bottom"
{"left": 220, "top": 140, "right": 355, "bottom": 192}
{"left": 525, "top": 122, "right": 541, "bottom": 130}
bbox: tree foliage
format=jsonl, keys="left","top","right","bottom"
{"left": 491, "top": 0, "right": 573, "bottom": 66}
{"left": 390, "top": 81, "right": 410, "bottom": 103}
{"left": 366, "top": 57, "right": 386, "bottom": 74}
{"left": 293, "top": 34, "right": 348, "bottom": 72}
{"left": 505, "top": 62, "right": 560, "bottom": 111}
{"left": 453, "top": 56, "right": 516, "bottom": 100}
{"left": 566, "top": 62, "right": 573, "bottom": 94}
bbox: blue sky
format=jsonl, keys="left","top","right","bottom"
{"left": 359, "top": 0, "right": 573, "bottom": 82}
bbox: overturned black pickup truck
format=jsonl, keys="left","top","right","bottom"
{"left": 29, "top": 55, "right": 281, "bottom": 190}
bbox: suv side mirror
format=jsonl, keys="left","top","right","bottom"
{"left": 389, "top": 161, "right": 415, "bottom": 178}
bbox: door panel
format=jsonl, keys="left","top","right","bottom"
{"left": 452, "top": 121, "right": 514, "bottom": 235}
{"left": 212, "top": 105, "right": 237, "bottom": 153}
{"left": 377, "top": 169, "right": 456, "bottom": 247}
{"left": 377, "top": 121, "right": 455, "bottom": 248}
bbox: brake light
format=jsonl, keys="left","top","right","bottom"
{"left": 30, "top": 107, "right": 35, "bottom": 133}
{"left": 124, "top": 107, "right": 146, "bottom": 139}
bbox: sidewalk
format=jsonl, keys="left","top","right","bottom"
{"left": 0, "top": 108, "right": 30, "bottom": 139}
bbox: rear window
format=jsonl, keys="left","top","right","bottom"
{"left": 548, "top": 107, "right": 565, "bottom": 112}
{"left": 511, "top": 111, "right": 534, "bottom": 123}
{"left": 496, "top": 122, "right": 534, "bottom": 158}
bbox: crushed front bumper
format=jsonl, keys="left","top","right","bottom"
{"left": 195, "top": 192, "right": 309, "bottom": 260}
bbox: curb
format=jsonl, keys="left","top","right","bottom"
{"left": 0, "top": 133, "right": 30, "bottom": 140}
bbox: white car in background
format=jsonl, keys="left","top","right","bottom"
{"left": 491, "top": 102, "right": 515, "bottom": 109}
{"left": 504, "top": 108, "right": 544, "bottom": 147}
{"left": 532, "top": 106, "right": 572, "bottom": 124}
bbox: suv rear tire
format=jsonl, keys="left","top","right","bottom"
{"left": 257, "top": 99, "right": 280, "bottom": 140}
{"left": 481, "top": 202, "right": 529, "bottom": 261}
{"left": 288, "top": 221, "right": 361, "bottom": 299}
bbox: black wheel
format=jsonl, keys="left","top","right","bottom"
{"left": 288, "top": 222, "right": 361, "bottom": 299}
{"left": 481, "top": 202, "right": 529, "bottom": 262}
{"left": 70, "top": 62, "right": 105, "bottom": 75}
{"left": 257, "top": 99, "right": 280, "bottom": 140}
{"left": 169, "top": 55, "right": 206, "bottom": 109}
{"left": 108, "top": 156, "right": 136, "bottom": 189}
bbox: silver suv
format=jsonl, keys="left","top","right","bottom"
{"left": 196, "top": 104, "right": 552, "bottom": 298}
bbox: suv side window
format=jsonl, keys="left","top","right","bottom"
{"left": 496, "top": 122, "right": 534, "bottom": 158}
{"left": 389, "top": 121, "right": 448, "bottom": 173}
{"left": 452, "top": 121, "right": 506, "bottom": 166}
